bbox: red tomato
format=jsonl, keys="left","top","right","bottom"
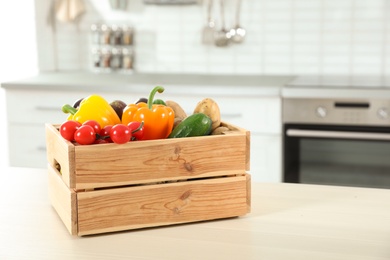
{"left": 99, "top": 125, "right": 113, "bottom": 143}
{"left": 127, "top": 121, "right": 144, "bottom": 140}
{"left": 74, "top": 125, "right": 96, "bottom": 145}
{"left": 83, "top": 120, "right": 101, "bottom": 134}
{"left": 110, "top": 124, "right": 132, "bottom": 144}
{"left": 60, "top": 120, "right": 81, "bottom": 141}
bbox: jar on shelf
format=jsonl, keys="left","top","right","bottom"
{"left": 122, "top": 25, "right": 134, "bottom": 45}
{"left": 122, "top": 48, "right": 134, "bottom": 70}
{"left": 110, "top": 24, "right": 122, "bottom": 45}
{"left": 111, "top": 47, "right": 122, "bottom": 69}
{"left": 91, "top": 47, "right": 102, "bottom": 68}
{"left": 100, "top": 24, "right": 111, "bottom": 45}
{"left": 90, "top": 24, "right": 101, "bottom": 44}
{"left": 100, "top": 47, "right": 112, "bottom": 69}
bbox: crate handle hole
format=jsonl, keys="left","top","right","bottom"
{"left": 54, "top": 159, "right": 61, "bottom": 173}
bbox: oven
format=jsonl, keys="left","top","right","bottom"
{"left": 282, "top": 97, "right": 390, "bottom": 189}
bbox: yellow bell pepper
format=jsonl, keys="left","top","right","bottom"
{"left": 62, "top": 94, "right": 121, "bottom": 127}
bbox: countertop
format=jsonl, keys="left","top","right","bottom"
{"left": 283, "top": 75, "right": 390, "bottom": 98}
{"left": 1, "top": 167, "right": 390, "bottom": 260}
{"left": 0, "top": 71, "right": 295, "bottom": 97}
{"left": 3, "top": 72, "right": 390, "bottom": 99}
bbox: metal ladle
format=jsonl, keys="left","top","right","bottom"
{"left": 230, "top": 0, "right": 246, "bottom": 43}
{"left": 214, "top": 0, "right": 231, "bottom": 47}
{"left": 202, "top": 0, "right": 215, "bottom": 45}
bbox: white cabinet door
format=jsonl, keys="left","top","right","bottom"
{"left": 250, "top": 134, "right": 282, "bottom": 183}
{"left": 8, "top": 124, "right": 48, "bottom": 168}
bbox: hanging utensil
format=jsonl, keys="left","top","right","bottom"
{"left": 230, "top": 0, "right": 246, "bottom": 43}
{"left": 55, "top": 0, "right": 85, "bottom": 23}
{"left": 214, "top": 0, "right": 231, "bottom": 47}
{"left": 109, "top": 0, "right": 128, "bottom": 10}
{"left": 202, "top": 0, "right": 215, "bottom": 44}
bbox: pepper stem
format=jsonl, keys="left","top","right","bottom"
{"left": 62, "top": 104, "right": 78, "bottom": 115}
{"left": 147, "top": 86, "right": 165, "bottom": 110}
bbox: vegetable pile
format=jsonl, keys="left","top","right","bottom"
{"left": 59, "top": 86, "right": 229, "bottom": 145}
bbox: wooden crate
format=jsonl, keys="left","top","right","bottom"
{"left": 45, "top": 122, "right": 251, "bottom": 236}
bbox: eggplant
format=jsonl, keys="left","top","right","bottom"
{"left": 72, "top": 98, "right": 84, "bottom": 109}
{"left": 110, "top": 100, "right": 127, "bottom": 120}
{"left": 136, "top": 97, "right": 148, "bottom": 104}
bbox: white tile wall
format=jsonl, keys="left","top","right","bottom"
{"left": 44, "top": 0, "right": 390, "bottom": 76}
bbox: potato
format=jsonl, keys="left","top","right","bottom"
{"left": 173, "top": 117, "right": 184, "bottom": 129}
{"left": 166, "top": 100, "right": 187, "bottom": 120}
{"left": 193, "top": 98, "right": 221, "bottom": 131}
{"left": 211, "top": 126, "right": 229, "bottom": 135}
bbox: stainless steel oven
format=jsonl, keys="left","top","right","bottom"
{"left": 282, "top": 81, "right": 390, "bottom": 189}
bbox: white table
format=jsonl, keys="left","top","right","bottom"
{"left": 1, "top": 167, "right": 390, "bottom": 260}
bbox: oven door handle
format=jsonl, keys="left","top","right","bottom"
{"left": 286, "top": 129, "right": 390, "bottom": 140}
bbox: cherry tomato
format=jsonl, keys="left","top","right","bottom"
{"left": 83, "top": 120, "right": 101, "bottom": 134}
{"left": 60, "top": 120, "right": 81, "bottom": 141}
{"left": 99, "top": 125, "right": 113, "bottom": 143}
{"left": 110, "top": 124, "right": 132, "bottom": 144}
{"left": 74, "top": 125, "right": 96, "bottom": 145}
{"left": 127, "top": 121, "right": 144, "bottom": 140}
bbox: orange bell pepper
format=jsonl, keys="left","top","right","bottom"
{"left": 122, "top": 86, "right": 175, "bottom": 140}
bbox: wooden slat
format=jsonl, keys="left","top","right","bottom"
{"left": 221, "top": 122, "right": 251, "bottom": 171}
{"left": 246, "top": 173, "right": 252, "bottom": 212}
{"left": 47, "top": 164, "right": 77, "bottom": 235}
{"left": 77, "top": 174, "right": 250, "bottom": 236}
{"left": 73, "top": 127, "right": 248, "bottom": 190}
{"left": 246, "top": 129, "right": 251, "bottom": 171}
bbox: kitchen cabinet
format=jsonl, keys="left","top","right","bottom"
{"left": 251, "top": 134, "right": 282, "bottom": 182}
{"left": 3, "top": 73, "right": 290, "bottom": 183}
{"left": 6, "top": 89, "right": 139, "bottom": 168}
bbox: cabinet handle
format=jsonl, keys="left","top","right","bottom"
{"left": 37, "top": 146, "right": 47, "bottom": 152}
{"left": 287, "top": 129, "right": 390, "bottom": 141}
{"left": 35, "top": 106, "right": 61, "bottom": 111}
{"left": 221, "top": 113, "right": 243, "bottom": 118}
{"left": 186, "top": 112, "right": 242, "bottom": 119}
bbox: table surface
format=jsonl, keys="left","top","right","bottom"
{"left": 1, "top": 167, "right": 390, "bottom": 260}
